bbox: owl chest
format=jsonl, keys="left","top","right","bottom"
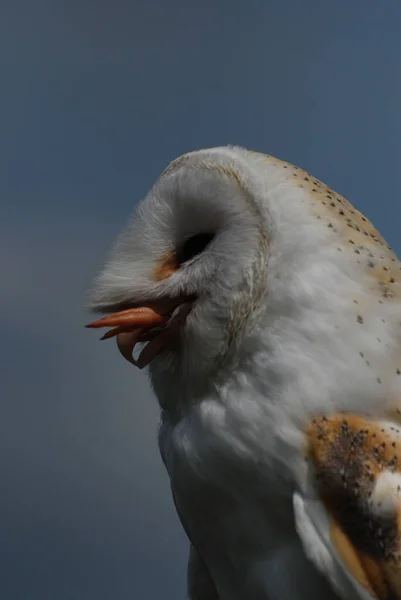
{"left": 162, "top": 394, "right": 297, "bottom": 496}
{"left": 163, "top": 412, "right": 333, "bottom": 600}
{"left": 160, "top": 398, "right": 298, "bottom": 547}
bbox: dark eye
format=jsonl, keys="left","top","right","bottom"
{"left": 176, "top": 233, "right": 214, "bottom": 266}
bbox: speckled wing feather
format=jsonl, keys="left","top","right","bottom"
{"left": 302, "top": 415, "right": 401, "bottom": 600}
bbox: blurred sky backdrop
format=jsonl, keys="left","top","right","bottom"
{"left": 2, "top": 1, "right": 401, "bottom": 598}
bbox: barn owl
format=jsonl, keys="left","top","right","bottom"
{"left": 87, "top": 146, "right": 401, "bottom": 600}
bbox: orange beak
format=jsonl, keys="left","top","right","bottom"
{"left": 86, "top": 299, "right": 194, "bottom": 368}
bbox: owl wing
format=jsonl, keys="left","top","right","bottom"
{"left": 187, "top": 545, "right": 220, "bottom": 600}
{"left": 295, "top": 414, "right": 401, "bottom": 600}
{"left": 172, "top": 489, "right": 219, "bottom": 600}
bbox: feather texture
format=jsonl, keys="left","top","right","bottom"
{"left": 89, "top": 147, "right": 401, "bottom": 599}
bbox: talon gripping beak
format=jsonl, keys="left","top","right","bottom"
{"left": 86, "top": 307, "right": 170, "bottom": 368}
{"left": 86, "top": 299, "right": 194, "bottom": 368}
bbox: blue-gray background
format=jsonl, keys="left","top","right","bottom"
{"left": 2, "top": 1, "right": 401, "bottom": 598}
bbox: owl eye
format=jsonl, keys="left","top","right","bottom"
{"left": 176, "top": 233, "right": 214, "bottom": 266}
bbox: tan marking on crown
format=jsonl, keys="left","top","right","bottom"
{"left": 250, "top": 152, "right": 401, "bottom": 302}
{"left": 307, "top": 414, "right": 401, "bottom": 599}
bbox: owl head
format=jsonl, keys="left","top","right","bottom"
{"left": 87, "top": 146, "right": 366, "bottom": 409}
{"left": 87, "top": 147, "right": 279, "bottom": 405}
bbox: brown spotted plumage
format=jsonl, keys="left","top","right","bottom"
{"left": 307, "top": 415, "right": 401, "bottom": 599}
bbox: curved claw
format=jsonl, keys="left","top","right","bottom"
{"left": 116, "top": 330, "right": 144, "bottom": 366}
